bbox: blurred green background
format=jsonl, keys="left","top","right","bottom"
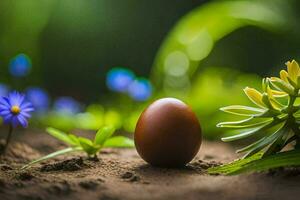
{"left": 0, "top": 0, "right": 300, "bottom": 139}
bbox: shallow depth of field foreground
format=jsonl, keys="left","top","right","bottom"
{"left": 1, "top": 1, "right": 300, "bottom": 200}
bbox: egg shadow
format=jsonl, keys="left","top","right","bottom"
{"left": 132, "top": 160, "right": 209, "bottom": 180}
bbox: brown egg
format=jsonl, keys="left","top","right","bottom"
{"left": 134, "top": 98, "right": 202, "bottom": 167}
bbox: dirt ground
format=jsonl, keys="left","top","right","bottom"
{"left": 0, "top": 129, "right": 300, "bottom": 200}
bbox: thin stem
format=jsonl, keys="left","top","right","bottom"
{"left": 3, "top": 125, "right": 13, "bottom": 154}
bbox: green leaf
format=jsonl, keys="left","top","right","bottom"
{"left": 269, "top": 77, "right": 294, "bottom": 94}
{"left": 262, "top": 132, "right": 289, "bottom": 158}
{"left": 94, "top": 126, "right": 115, "bottom": 145}
{"left": 254, "top": 110, "right": 286, "bottom": 118}
{"left": 67, "top": 134, "right": 80, "bottom": 145}
{"left": 217, "top": 117, "right": 272, "bottom": 129}
{"left": 242, "top": 124, "right": 287, "bottom": 158}
{"left": 221, "top": 121, "right": 275, "bottom": 142}
{"left": 220, "top": 105, "right": 265, "bottom": 116}
{"left": 78, "top": 137, "right": 99, "bottom": 155}
{"left": 46, "top": 127, "right": 78, "bottom": 146}
{"left": 208, "top": 152, "right": 263, "bottom": 175}
{"left": 236, "top": 136, "right": 267, "bottom": 153}
{"left": 21, "top": 147, "right": 81, "bottom": 169}
{"left": 208, "top": 149, "right": 300, "bottom": 175}
{"left": 103, "top": 136, "right": 135, "bottom": 148}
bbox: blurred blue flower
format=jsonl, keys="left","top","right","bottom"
{"left": 53, "top": 97, "right": 81, "bottom": 115}
{"left": 26, "top": 87, "right": 50, "bottom": 113}
{"left": 128, "top": 78, "right": 152, "bottom": 101}
{"left": 0, "top": 83, "right": 10, "bottom": 97}
{"left": 106, "top": 68, "right": 135, "bottom": 92}
{"left": 0, "top": 91, "right": 34, "bottom": 127}
{"left": 9, "top": 54, "right": 32, "bottom": 77}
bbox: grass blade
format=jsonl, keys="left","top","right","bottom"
{"left": 209, "top": 149, "right": 300, "bottom": 175}
{"left": 21, "top": 147, "right": 81, "bottom": 169}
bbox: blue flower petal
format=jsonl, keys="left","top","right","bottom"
{"left": 0, "top": 91, "right": 34, "bottom": 127}
{"left": 8, "top": 91, "right": 25, "bottom": 106}
{"left": 0, "top": 97, "right": 11, "bottom": 107}
{"left": 17, "top": 115, "right": 28, "bottom": 128}
{"left": 20, "top": 102, "right": 34, "bottom": 110}
{"left": 20, "top": 111, "right": 31, "bottom": 118}
{"left": 4, "top": 114, "right": 13, "bottom": 124}
{"left": 0, "top": 105, "right": 9, "bottom": 111}
{"left": 0, "top": 109, "right": 11, "bottom": 116}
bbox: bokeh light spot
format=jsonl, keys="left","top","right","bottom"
{"left": 164, "top": 51, "right": 189, "bottom": 77}
{"left": 106, "top": 68, "right": 135, "bottom": 93}
{"left": 0, "top": 83, "right": 10, "bottom": 97}
{"left": 128, "top": 78, "right": 152, "bottom": 101}
{"left": 26, "top": 87, "right": 50, "bottom": 113}
{"left": 9, "top": 54, "right": 32, "bottom": 77}
{"left": 186, "top": 29, "right": 213, "bottom": 61}
{"left": 53, "top": 97, "right": 81, "bottom": 115}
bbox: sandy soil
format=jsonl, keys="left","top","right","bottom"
{"left": 0, "top": 129, "right": 300, "bottom": 200}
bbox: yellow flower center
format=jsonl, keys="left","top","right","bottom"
{"left": 11, "top": 105, "right": 21, "bottom": 115}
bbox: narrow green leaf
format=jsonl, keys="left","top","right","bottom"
{"left": 220, "top": 105, "right": 265, "bottom": 116}
{"left": 209, "top": 149, "right": 300, "bottom": 175}
{"left": 46, "top": 127, "right": 77, "bottom": 146}
{"left": 262, "top": 132, "right": 289, "bottom": 158}
{"left": 243, "top": 124, "right": 287, "bottom": 158}
{"left": 236, "top": 136, "right": 266, "bottom": 153}
{"left": 217, "top": 118, "right": 273, "bottom": 129}
{"left": 68, "top": 134, "right": 80, "bottom": 145}
{"left": 103, "top": 136, "right": 135, "bottom": 148}
{"left": 21, "top": 147, "right": 81, "bottom": 169}
{"left": 94, "top": 126, "right": 115, "bottom": 145}
{"left": 208, "top": 152, "right": 263, "bottom": 175}
{"left": 221, "top": 120, "right": 275, "bottom": 142}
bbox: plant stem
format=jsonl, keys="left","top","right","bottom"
{"left": 287, "top": 91, "right": 300, "bottom": 148}
{"left": 3, "top": 125, "right": 13, "bottom": 154}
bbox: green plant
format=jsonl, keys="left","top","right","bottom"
{"left": 22, "top": 126, "right": 134, "bottom": 169}
{"left": 209, "top": 60, "right": 300, "bottom": 174}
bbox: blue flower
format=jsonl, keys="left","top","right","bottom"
{"left": 9, "top": 54, "right": 32, "bottom": 77}
{"left": 26, "top": 87, "right": 50, "bottom": 113}
{"left": 106, "top": 68, "right": 135, "bottom": 92}
{"left": 53, "top": 97, "right": 81, "bottom": 115}
{"left": 0, "top": 91, "right": 34, "bottom": 127}
{"left": 0, "top": 83, "right": 9, "bottom": 97}
{"left": 128, "top": 78, "right": 152, "bottom": 101}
